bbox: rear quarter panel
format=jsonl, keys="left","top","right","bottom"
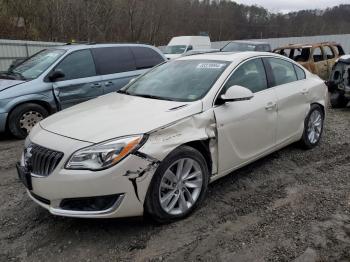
{"left": 306, "top": 74, "right": 328, "bottom": 110}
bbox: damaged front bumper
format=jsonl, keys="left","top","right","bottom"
{"left": 23, "top": 126, "right": 159, "bottom": 219}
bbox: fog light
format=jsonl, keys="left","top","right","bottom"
{"left": 59, "top": 194, "right": 122, "bottom": 212}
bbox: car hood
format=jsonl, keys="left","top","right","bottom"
{"left": 40, "top": 93, "right": 203, "bottom": 143}
{"left": 0, "top": 78, "right": 25, "bottom": 92}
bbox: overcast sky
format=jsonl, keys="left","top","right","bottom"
{"left": 233, "top": 0, "right": 350, "bottom": 13}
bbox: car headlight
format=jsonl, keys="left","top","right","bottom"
{"left": 65, "top": 135, "right": 145, "bottom": 170}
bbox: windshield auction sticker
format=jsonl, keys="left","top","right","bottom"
{"left": 197, "top": 63, "right": 226, "bottom": 69}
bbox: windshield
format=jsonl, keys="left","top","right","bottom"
{"left": 222, "top": 42, "right": 256, "bottom": 52}
{"left": 121, "top": 60, "right": 229, "bottom": 102}
{"left": 164, "top": 45, "right": 187, "bottom": 54}
{"left": 11, "top": 49, "right": 66, "bottom": 79}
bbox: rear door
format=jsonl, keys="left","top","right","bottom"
{"left": 130, "top": 46, "right": 165, "bottom": 72}
{"left": 130, "top": 46, "right": 164, "bottom": 71}
{"left": 265, "top": 57, "right": 310, "bottom": 144}
{"left": 52, "top": 49, "right": 103, "bottom": 110}
{"left": 312, "top": 47, "right": 328, "bottom": 80}
{"left": 92, "top": 47, "right": 137, "bottom": 93}
{"left": 323, "top": 45, "right": 337, "bottom": 78}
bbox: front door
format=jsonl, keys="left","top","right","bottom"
{"left": 214, "top": 58, "right": 277, "bottom": 174}
{"left": 52, "top": 49, "right": 103, "bottom": 109}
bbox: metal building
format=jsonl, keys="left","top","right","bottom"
{"left": 0, "top": 34, "right": 349, "bottom": 71}
{"left": 0, "top": 39, "right": 63, "bottom": 71}
{"left": 211, "top": 34, "right": 350, "bottom": 53}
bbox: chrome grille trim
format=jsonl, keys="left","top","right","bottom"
{"left": 25, "top": 144, "right": 64, "bottom": 177}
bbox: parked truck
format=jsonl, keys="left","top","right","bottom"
{"left": 163, "top": 36, "right": 211, "bottom": 59}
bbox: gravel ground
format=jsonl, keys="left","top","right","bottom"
{"left": 0, "top": 107, "right": 349, "bottom": 262}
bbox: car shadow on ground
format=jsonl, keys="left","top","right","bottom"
{"left": 0, "top": 132, "right": 17, "bottom": 141}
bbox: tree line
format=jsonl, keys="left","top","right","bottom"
{"left": 0, "top": 0, "right": 349, "bottom": 45}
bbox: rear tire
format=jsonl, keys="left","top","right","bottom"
{"left": 299, "top": 104, "right": 324, "bottom": 149}
{"left": 330, "top": 92, "right": 348, "bottom": 108}
{"left": 144, "top": 146, "right": 209, "bottom": 223}
{"left": 8, "top": 103, "right": 48, "bottom": 139}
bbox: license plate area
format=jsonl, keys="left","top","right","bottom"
{"left": 16, "top": 163, "right": 33, "bottom": 190}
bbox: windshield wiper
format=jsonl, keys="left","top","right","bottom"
{"left": 117, "top": 89, "right": 131, "bottom": 95}
{"left": 118, "top": 90, "right": 176, "bottom": 101}
{"left": 0, "top": 72, "right": 14, "bottom": 80}
{"left": 132, "top": 93, "right": 176, "bottom": 101}
{"left": 1, "top": 71, "right": 26, "bottom": 80}
{"left": 10, "top": 71, "right": 26, "bottom": 80}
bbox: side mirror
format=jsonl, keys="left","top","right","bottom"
{"left": 220, "top": 85, "right": 254, "bottom": 102}
{"left": 49, "top": 69, "right": 65, "bottom": 82}
{"left": 186, "top": 45, "right": 193, "bottom": 52}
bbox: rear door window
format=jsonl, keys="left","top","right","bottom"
{"left": 294, "top": 65, "right": 306, "bottom": 80}
{"left": 324, "top": 46, "right": 335, "bottom": 59}
{"left": 313, "top": 47, "right": 325, "bottom": 62}
{"left": 92, "top": 47, "right": 136, "bottom": 75}
{"left": 130, "top": 46, "right": 164, "bottom": 70}
{"left": 55, "top": 49, "right": 96, "bottom": 81}
{"left": 336, "top": 45, "right": 345, "bottom": 56}
{"left": 268, "top": 58, "right": 298, "bottom": 86}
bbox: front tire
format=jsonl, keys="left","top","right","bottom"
{"left": 299, "top": 104, "right": 324, "bottom": 149}
{"left": 8, "top": 103, "right": 48, "bottom": 139}
{"left": 144, "top": 146, "right": 209, "bottom": 223}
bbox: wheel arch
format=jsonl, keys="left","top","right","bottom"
{"left": 311, "top": 102, "right": 325, "bottom": 116}
{"left": 6, "top": 99, "right": 56, "bottom": 130}
{"left": 183, "top": 139, "right": 213, "bottom": 175}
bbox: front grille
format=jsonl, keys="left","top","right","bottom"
{"left": 25, "top": 144, "right": 64, "bottom": 177}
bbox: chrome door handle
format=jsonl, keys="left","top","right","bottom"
{"left": 265, "top": 102, "right": 276, "bottom": 110}
{"left": 91, "top": 83, "right": 102, "bottom": 88}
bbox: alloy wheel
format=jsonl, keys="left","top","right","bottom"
{"left": 307, "top": 110, "right": 323, "bottom": 144}
{"left": 159, "top": 158, "right": 203, "bottom": 215}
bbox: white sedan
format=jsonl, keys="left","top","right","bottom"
{"left": 17, "top": 52, "right": 327, "bottom": 222}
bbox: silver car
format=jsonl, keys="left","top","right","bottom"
{"left": 0, "top": 43, "right": 165, "bottom": 138}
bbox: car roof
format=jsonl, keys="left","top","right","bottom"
{"left": 178, "top": 51, "right": 278, "bottom": 62}
{"left": 275, "top": 42, "right": 340, "bottom": 50}
{"left": 47, "top": 43, "right": 160, "bottom": 51}
{"left": 228, "top": 40, "right": 270, "bottom": 45}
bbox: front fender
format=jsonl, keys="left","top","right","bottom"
{"left": 139, "top": 109, "right": 218, "bottom": 173}
{"left": 3, "top": 92, "right": 57, "bottom": 115}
